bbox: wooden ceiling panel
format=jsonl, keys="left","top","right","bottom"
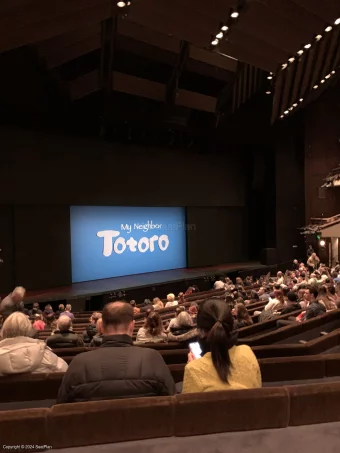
{"left": 291, "top": 0, "right": 340, "bottom": 22}
{"left": 189, "top": 46, "right": 237, "bottom": 72}
{"left": 181, "top": 0, "right": 236, "bottom": 22}
{"left": 219, "top": 41, "right": 276, "bottom": 72}
{"left": 233, "top": 1, "right": 319, "bottom": 54}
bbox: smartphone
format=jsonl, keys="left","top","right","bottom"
{"left": 189, "top": 341, "right": 202, "bottom": 359}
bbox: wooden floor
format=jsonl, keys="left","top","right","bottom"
{"left": 23, "top": 261, "right": 264, "bottom": 303}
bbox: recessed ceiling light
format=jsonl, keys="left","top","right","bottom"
{"left": 211, "top": 39, "right": 219, "bottom": 46}
{"left": 288, "top": 57, "right": 295, "bottom": 63}
{"left": 331, "top": 70, "right": 336, "bottom": 74}
{"left": 216, "top": 32, "right": 223, "bottom": 39}
{"left": 304, "top": 43, "right": 311, "bottom": 49}
{"left": 221, "top": 25, "right": 228, "bottom": 31}
{"left": 117, "top": 1, "right": 126, "bottom": 6}
{"left": 325, "top": 74, "right": 331, "bottom": 79}
{"left": 267, "top": 75, "right": 273, "bottom": 80}
{"left": 266, "top": 91, "right": 271, "bottom": 95}
{"left": 325, "top": 26, "right": 332, "bottom": 32}
{"left": 231, "top": 12, "right": 239, "bottom": 18}
{"left": 320, "top": 79, "right": 325, "bottom": 84}
{"left": 289, "top": 107, "right": 293, "bottom": 111}
{"left": 284, "top": 110, "right": 289, "bottom": 115}
{"left": 335, "top": 18, "right": 340, "bottom": 25}
{"left": 315, "top": 35, "right": 322, "bottom": 41}
{"left": 299, "top": 98, "right": 303, "bottom": 102}
{"left": 293, "top": 103, "right": 298, "bottom": 107}
{"left": 282, "top": 63, "right": 288, "bottom": 70}
{"left": 280, "top": 115, "right": 284, "bottom": 119}
{"left": 297, "top": 50, "right": 304, "bottom": 56}
{"left": 127, "top": 1, "right": 131, "bottom": 4}
{"left": 313, "top": 85, "right": 318, "bottom": 89}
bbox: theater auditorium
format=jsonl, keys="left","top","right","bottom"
{"left": 1, "top": 0, "right": 340, "bottom": 452}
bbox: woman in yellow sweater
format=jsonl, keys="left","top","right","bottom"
{"left": 182, "top": 299, "right": 261, "bottom": 393}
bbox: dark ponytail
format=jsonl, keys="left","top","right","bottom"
{"left": 197, "top": 299, "right": 236, "bottom": 383}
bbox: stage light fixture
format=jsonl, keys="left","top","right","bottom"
{"left": 304, "top": 43, "right": 311, "bottom": 49}
{"left": 297, "top": 50, "right": 304, "bottom": 56}
{"left": 221, "top": 25, "right": 229, "bottom": 31}
{"left": 335, "top": 18, "right": 340, "bottom": 25}
{"left": 315, "top": 35, "right": 322, "bottom": 41}
{"left": 211, "top": 39, "right": 219, "bottom": 46}
{"left": 117, "top": 1, "right": 126, "bottom": 6}
{"left": 313, "top": 85, "right": 318, "bottom": 89}
{"left": 267, "top": 75, "right": 273, "bottom": 80}
{"left": 231, "top": 12, "right": 239, "bottom": 18}
{"left": 288, "top": 57, "right": 295, "bottom": 63}
{"left": 325, "top": 74, "right": 331, "bottom": 79}
{"left": 325, "top": 26, "right": 332, "bottom": 32}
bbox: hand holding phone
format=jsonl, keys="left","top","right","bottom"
{"left": 189, "top": 341, "right": 202, "bottom": 359}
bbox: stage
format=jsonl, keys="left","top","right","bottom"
{"left": 23, "top": 261, "right": 265, "bottom": 305}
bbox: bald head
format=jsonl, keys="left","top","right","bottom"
{"left": 57, "top": 315, "right": 72, "bottom": 332}
{"left": 102, "top": 302, "right": 135, "bottom": 336}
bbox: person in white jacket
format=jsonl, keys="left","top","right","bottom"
{"left": 0, "top": 312, "right": 68, "bottom": 375}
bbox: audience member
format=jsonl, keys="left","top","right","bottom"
{"left": 45, "top": 313, "right": 57, "bottom": 332}
{"left": 213, "top": 277, "right": 225, "bottom": 290}
{"left": 234, "top": 303, "right": 253, "bottom": 329}
{"left": 302, "top": 287, "right": 325, "bottom": 320}
{"left": 136, "top": 311, "right": 167, "bottom": 343}
{"left": 83, "top": 312, "right": 102, "bottom": 343}
{"left": 168, "top": 311, "right": 198, "bottom": 344}
{"left": 59, "top": 304, "right": 74, "bottom": 320}
{"left": 165, "top": 293, "right": 178, "bottom": 307}
{"left": 43, "top": 304, "right": 54, "bottom": 319}
{"left": 153, "top": 297, "right": 164, "bottom": 310}
{"left": 32, "top": 314, "right": 46, "bottom": 331}
{"left": 307, "top": 252, "right": 320, "bottom": 273}
{"left": 279, "top": 292, "right": 301, "bottom": 315}
{"left": 0, "top": 286, "right": 26, "bottom": 320}
{"left": 0, "top": 312, "right": 67, "bottom": 375}
{"left": 182, "top": 299, "right": 261, "bottom": 393}
{"left": 46, "top": 316, "right": 84, "bottom": 348}
{"left": 90, "top": 318, "right": 104, "bottom": 347}
{"left": 55, "top": 304, "right": 65, "bottom": 317}
{"left": 317, "top": 286, "right": 337, "bottom": 311}
{"left": 57, "top": 302, "right": 175, "bottom": 403}
{"left": 166, "top": 306, "right": 185, "bottom": 332}
{"left": 130, "top": 300, "right": 140, "bottom": 315}
{"left": 28, "top": 302, "right": 42, "bottom": 316}
{"left": 188, "top": 302, "right": 198, "bottom": 321}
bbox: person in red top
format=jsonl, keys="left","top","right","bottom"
{"left": 32, "top": 314, "right": 46, "bottom": 331}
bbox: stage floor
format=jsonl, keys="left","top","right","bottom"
{"left": 24, "top": 261, "right": 264, "bottom": 303}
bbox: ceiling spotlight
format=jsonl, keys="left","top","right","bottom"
{"left": 211, "top": 39, "right": 219, "bottom": 46}
{"left": 335, "top": 18, "right": 340, "bottom": 25}
{"left": 288, "top": 57, "right": 295, "bottom": 63}
{"left": 293, "top": 103, "right": 298, "bottom": 107}
{"left": 221, "top": 25, "right": 229, "bottom": 31}
{"left": 320, "top": 79, "right": 325, "bottom": 84}
{"left": 282, "top": 63, "right": 288, "bottom": 69}
{"left": 117, "top": 1, "right": 126, "bottom": 6}
{"left": 315, "top": 35, "right": 322, "bottom": 41}
{"left": 299, "top": 98, "right": 303, "bottom": 102}
{"left": 325, "top": 74, "right": 331, "bottom": 79}
{"left": 216, "top": 32, "right": 223, "bottom": 39}
{"left": 231, "top": 12, "right": 239, "bottom": 18}
{"left": 267, "top": 75, "right": 273, "bottom": 79}
{"left": 331, "top": 70, "right": 336, "bottom": 74}
{"left": 266, "top": 91, "right": 271, "bottom": 95}
{"left": 325, "top": 26, "right": 332, "bottom": 32}
{"left": 284, "top": 110, "right": 289, "bottom": 115}
{"left": 280, "top": 115, "right": 284, "bottom": 119}
{"left": 127, "top": 1, "right": 131, "bottom": 4}
{"left": 313, "top": 85, "right": 318, "bottom": 89}
{"left": 304, "top": 43, "right": 311, "bottom": 49}
{"left": 297, "top": 50, "right": 304, "bottom": 56}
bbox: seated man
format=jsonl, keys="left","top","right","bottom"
{"left": 57, "top": 301, "right": 176, "bottom": 403}
{"left": 46, "top": 316, "right": 84, "bottom": 349}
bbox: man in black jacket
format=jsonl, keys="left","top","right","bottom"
{"left": 57, "top": 301, "right": 176, "bottom": 403}
{"left": 46, "top": 316, "right": 84, "bottom": 348}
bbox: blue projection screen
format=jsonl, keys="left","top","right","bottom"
{"left": 70, "top": 206, "right": 187, "bottom": 283}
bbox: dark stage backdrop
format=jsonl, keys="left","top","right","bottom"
{"left": 0, "top": 126, "right": 248, "bottom": 292}
{"left": 186, "top": 207, "right": 248, "bottom": 267}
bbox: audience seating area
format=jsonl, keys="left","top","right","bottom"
{"left": 3, "top": 282, "right": 340, "bottom": 450}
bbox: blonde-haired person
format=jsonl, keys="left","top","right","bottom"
{"left": 0, "top": 286, "right": 26, "bottom": 320}
{"left": 165, "top": 293, "right": 178, "bottom": 307}
{"left": 168, "top": 311, "right": 198, "bottom": 345}
{"left": 0, "top": 312, "right": 67, "bottom": 375}
{"left": 153, "top": 298, "right": 164, "bottom": 310}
